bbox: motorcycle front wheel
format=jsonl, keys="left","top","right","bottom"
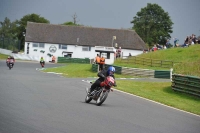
{"left": 96, "top": 91, "right": 108, "bottom": 106}
{"left": 9, "top": 64, "right": 12, "bottom": 70}
{"left": 85, "top": 94, "right": 92, "bottom": 103}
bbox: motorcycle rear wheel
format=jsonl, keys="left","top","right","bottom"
{"left": 96, "top": 91, "right": 108, "bottom": 106}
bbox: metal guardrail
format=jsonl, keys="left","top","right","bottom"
{"left": 92, "top": 64, "right": 171, "bottom": 79}
{"left": 171, "top": 74, "right": 200, "bottom": 97}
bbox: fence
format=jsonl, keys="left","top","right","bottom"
{"left": 119, "top": 56, "right": 180, "bottom": 68}
{"left": 0, "top": 37, "right": 20, "bottom": 52}
{"left": 171, "top": 74, "right": 200, "bottom": 97}
{"left": 92, "top": 64, "right": 171, "bottom": 79}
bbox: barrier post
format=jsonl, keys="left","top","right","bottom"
{"left": 170, "top": 68, "right": 173, "bottom": 81}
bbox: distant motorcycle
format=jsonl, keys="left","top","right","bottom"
{"left": 85, "top": 76, "right": 115, "bottom": 106}
{"left": 8, "top": 59, "right": 14, "bottom": 70}
{"left": 40, "top": 61, "right": 45, "bottom": 67}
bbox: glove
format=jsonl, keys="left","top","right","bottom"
{"left": 113, "top": 84, "right": 117, "bottom": 87}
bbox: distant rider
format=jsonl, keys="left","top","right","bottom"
{"left": 6, "top": 56, "right": 15, "bottom": 67}
{"left": 40, "top": 57, "right": 45, "bottom": 65}
{"left": 89, "top": 66, "right": 117, "bottom": 95}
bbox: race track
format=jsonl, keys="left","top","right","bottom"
{"left": 0, "top": 60, "right": 199, "bottom": 133}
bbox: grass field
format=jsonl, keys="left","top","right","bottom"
{"left": 114, "top": 45, "right": 200, "bottom": 77}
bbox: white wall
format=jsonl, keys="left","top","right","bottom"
{"left": 24, "top": 42, "right": 96, "bottom": 59}
{"left": 121, "top": 49, "right": 143, "bottom": 57}
{"left": 22, "top": 42, "right": 144, "bottom": 63}
{"left": 0, "top": 48, "right": 12, "bottom": 55}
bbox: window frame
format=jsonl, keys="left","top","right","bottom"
{"left": 59, "top": 44, "right": 67, "bottom": 49}
{"left": 82, "top": 46, "right": 91, "bottom": 51}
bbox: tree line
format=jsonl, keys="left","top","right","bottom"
{"left": 0, "top": 3, "right": 174, "bottom": 51}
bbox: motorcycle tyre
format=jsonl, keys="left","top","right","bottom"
{"left": 9, "top": 64, "right": 12, "bottom": 70}
{"left": 85, "top": 94, "right": 92, "bottom": 103}
{"left": 96, "top": 91, "right": 108, "bottom": 106}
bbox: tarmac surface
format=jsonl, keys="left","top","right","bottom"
{"left": 0, "top": 60, "right": 199, "bottom": 133}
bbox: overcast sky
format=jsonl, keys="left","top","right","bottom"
{"left": 0, "top": 0, "right": 200, "bottom": 44}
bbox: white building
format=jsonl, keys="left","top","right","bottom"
{"left": 24, "top": 22, "right": 147, "bottom": 64}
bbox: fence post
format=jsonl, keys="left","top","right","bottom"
{"left": 170, "top": 68, "right": 173, "bottom": 81}
{"left": 3, "top": 37, "right": 4, "bottom": 49}
{"left": 18, "top": 40, "right": 21, "bottom": 52}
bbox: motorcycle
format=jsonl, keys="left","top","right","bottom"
{"left": 40, "top": 61, "right": 45, "bottom": 67}
{"left": 85, "top": 76, "right": 115, "bottom": 106}
{"left": 7, "top": 59, "right": 14, "bottom": 70}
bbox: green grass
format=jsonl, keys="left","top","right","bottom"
{"left": 43, "top": 64, "right": 134, "bottom": 78}
{"left": 114, "top": 45, "right": 200, "bottom": 77}
{"left": 117, "top": 80, "right": 200, "bottom": 115}
{"left": 0, "top": 53, "right": 9, "bottom": 59}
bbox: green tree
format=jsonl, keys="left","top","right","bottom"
{"left": 0, "top": 17, "right": 19, "bottom": 50}
{"left": 15, "top": 13, "right": 50, "bottom": 50}
{"left": 62, "top": 13, "right": 82, "bottom": 26}
{"left": 131, "top": 3, "right": 173, "bottom": 47}
{"left": 62, "top": 21, "right": 82, "bottom": 26}
{"left": 0, "top": 17, "right": 17, "bottom": 39}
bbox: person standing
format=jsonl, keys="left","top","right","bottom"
{"left": 100, "top": 55, "right": 105, "bottom": 71}
{"left": 52, "top": 55, "right": 56, "bottom": 63}
{"left": 117, "top": 47, "right": 122, "bottom": 58}
{"left": 94, "top": 54, "right": 100, "bottom": 71}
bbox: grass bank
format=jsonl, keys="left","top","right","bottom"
{"left": 114, "top": 45, "right": 200, "bottom": 77}
{"left": 0, "top": 53, "right": 8, "bottom": 59}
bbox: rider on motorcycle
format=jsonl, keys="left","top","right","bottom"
{"left": 89, "top": 66, "right": 117, "bottom": 95}
{"left": 6, "top": 56, "right": 15, "bottom": 67}
{"left": 40, "top": 57, "right": 45, "bottom": 65}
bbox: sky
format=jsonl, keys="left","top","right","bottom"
{"left": 0, "top": 0, "right": 200, "bottom": 44}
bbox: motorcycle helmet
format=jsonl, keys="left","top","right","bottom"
{"left": 107, "top": 66, "right": 115, "bottom": 76}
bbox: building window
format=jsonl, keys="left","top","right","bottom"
{"left": 82, "top": 46, "right": 91, "bottom": 51}
{"left": 32, "top": 43, "right": 45, "bottom": 48}
{"left": 59, "top": 44, "right": 67, "bottom": 49}
{"left": 33, "top": 43, "right": 38, "bottom": 47}
{"left": 39, "top": 43, "right": 45, "bottom": 48}
{"left": 101, "top": 52, "right": 110, "bottom": 59}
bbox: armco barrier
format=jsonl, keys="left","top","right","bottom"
{"left": 92, "top": 64, "right": 98, "bottom": 72}
{"left": 92, "top": 64, "right": 170, "bottom": 79}
{"left": 121, "top": 67, "right": 154, "bottom": 78}
{"left": 154, "top": 70, "right": 170, "bottom": 79}
{"left": 171, "top": 74, "right": 200, "bottom": 97}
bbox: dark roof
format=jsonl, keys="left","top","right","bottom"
{"left": 25, "top": 22, "right": 148, "bottom": 50}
